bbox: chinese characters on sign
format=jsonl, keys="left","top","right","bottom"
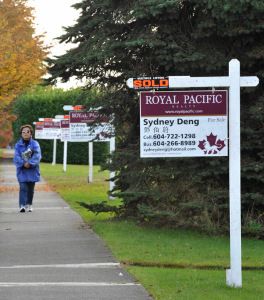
{"left": 140, "top": 90, "right": 228, "bottom": 158}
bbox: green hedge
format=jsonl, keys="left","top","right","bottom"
{"left": 12, "top": 86, "right": 108, "bottom": 165}
{"left": 38, "top": 139, "right": 108, "bottom": 165}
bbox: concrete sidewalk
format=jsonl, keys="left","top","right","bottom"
{"left": 0, "top": 151, "right": 152, "bottom": 300}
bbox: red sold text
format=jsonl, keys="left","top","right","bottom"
{"left": 133, "top": 78, "right": 169, "bottom": 89}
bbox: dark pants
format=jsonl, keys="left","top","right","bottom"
{"left": 19, "top": 182, "right": 35, "bottom": 208}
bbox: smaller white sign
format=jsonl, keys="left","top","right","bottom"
{"left": 60, "top": 120, "right": 70, "bottom": 141}
{"left": 34, "top": 122, "right": 44, "bottom": 140}
{"left": 69, "top": 123, "right": 95, "bottom": 141}
{"left": 43, "top": 120, "right": 61, "bottom": 139}
{"left": 69, "top": 111, "right": 113, "bottom": 142}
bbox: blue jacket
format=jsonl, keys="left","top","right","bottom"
{"left": 13, "top": 138, "right": 42, "bottom": 182}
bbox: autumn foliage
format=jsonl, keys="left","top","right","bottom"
{"left": 0, "top": 0, "right": 47, "bottom": 146}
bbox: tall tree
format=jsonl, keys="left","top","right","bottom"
{"left": 0, "top": 0, "right": 47, "bottom": 146}
{"left": 48, "top": 0, "right": 264, "bottom": 234}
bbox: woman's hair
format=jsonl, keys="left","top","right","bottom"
{"left": 20, "top": 124, "right": 34, "bottom": 135}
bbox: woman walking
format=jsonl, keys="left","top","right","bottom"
{"left": 13, "top": 125, "right": 42, "bottom": 212}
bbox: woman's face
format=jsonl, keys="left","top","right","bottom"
{"left": 21, "top": 127, "right": 32, "bottom": 141}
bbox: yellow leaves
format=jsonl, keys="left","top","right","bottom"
{"left": 0, "top": 0, "right": 48, "bottom": 146}
{"left": 0, "top": 0, "right": 48, "bottom": 109}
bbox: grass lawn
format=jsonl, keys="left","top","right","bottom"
{"left": 40, "top": 162, "right": 120, "bottom": 222}
{"left": 128, "top": 267, "right": 264, "bottom": 300}
{"left": 40, "top": 162, "right": 264, "bottom": 300}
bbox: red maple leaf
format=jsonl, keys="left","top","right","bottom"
{"left": 215, "top": 139, "right": 225, "bottom": 151}
{"left": 198, "top": 134, "right": 226, "bottom": 154}
{"left": 198, "top": 140, "right": 206, "bottom": 150}
{"left": 206, "top": 133, "right": 217, "bottom": 146}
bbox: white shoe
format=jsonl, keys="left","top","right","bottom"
{"left": 19, "top": 206, "right": 26, "bottom": 213}
{"left": 28, "top": 205, "right": 33, "bottom": 212}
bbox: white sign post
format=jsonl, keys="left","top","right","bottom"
{"left": 52, "top": 139, "right": 57, "bottom": 166}
{"left": 63, "top": 141, "right": 68, "bottom": 172}
{"left": 227, "top": 60, "right": 242, "bottom": 287}
{"left": 60, "top": 118, "right": 70, "bottom": 172}
{"left": 88, "top": 142, "right": 93, "bottom": 183}
{"left": 127, "top": 59, "right": 259, "bottom": 287}
{"left": 109, "top": 137, "right": 116, "bottom": 198}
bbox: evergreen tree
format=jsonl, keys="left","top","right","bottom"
{"left": 48, "top": 0, "right": 264, "bottom": 234}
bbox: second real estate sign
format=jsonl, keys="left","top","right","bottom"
{"left": 140, "top": 90, "right": 228, "bottom": 158}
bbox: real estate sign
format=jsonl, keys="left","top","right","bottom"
{"left": 35, "top": 122, "right": 44, "bottom": 139}
{"left": 43, "top": 120, "right": 61, "bottom": 139}
{"left": 60, "top": 119, "right": 70, "bottom": 141}
{"left": 140, "top": 90, "right": 228, "bottom": 158}
{"left": 69, "top": 111, "right": 112, "bottom": 142}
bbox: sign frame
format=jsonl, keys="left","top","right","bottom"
{"left": 127, "top": 59, "right": 259, "bottom": 288}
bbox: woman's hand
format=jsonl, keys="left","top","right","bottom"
{"left": 23, "top": 162, "right": 31, "bottom": 168}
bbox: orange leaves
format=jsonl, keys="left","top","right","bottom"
{"left": 0, "top": 184, "right": 53, "bottom": 193}
{"left": 0, "top": 112, "right": 16, "bottom": 146}
{"left": 0, "top": 0, "right": 48, "bottom": 105}
{"left": 0, "top": 0, "right": 48, "bottom": 146}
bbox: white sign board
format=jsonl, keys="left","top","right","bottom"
{"left": 69, "top": 111, "right": 113, "bottom": 142}
{"left": 140, "top": 90, "right": 228, "bottom": 158}
{"left": 43, "top": 120, "right": 61, "bottom": 139}
{"left": 34, "top": 122, "right": 44, "bottom": 139}
{"left": 60, "top": 119, "right": 70, "bottom": 141}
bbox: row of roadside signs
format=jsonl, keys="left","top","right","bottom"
{"left": 35, "top": 110, "right": 114, "bottom": 142}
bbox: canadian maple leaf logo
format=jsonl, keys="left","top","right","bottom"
{"left": 198, "top": 133, "right": 226, "bottom": 154}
